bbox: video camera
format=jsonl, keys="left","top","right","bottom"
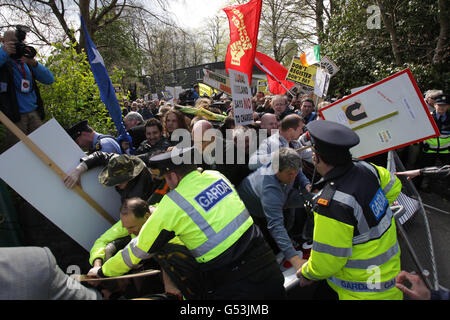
{"left": 13, "top": 25, "right": 37, "bottom": 59}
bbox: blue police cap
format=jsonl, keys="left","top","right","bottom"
{"left": 148, "top": 146, "right": 197, "bottom": 176}
{"left": 306, "top": 120, "right": 360, "bottom": 154}
{"left": 434, "top": 94, "right": 449, "bottom": 105}
{"left": 67, "top": 120, "right": 89, "bottom": 141}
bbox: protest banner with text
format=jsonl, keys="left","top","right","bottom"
{"left": 229, "top": 69, "right": 254, "bottom": 126}
{"left": 286, "top": 57, "right": 317, "bottom": 88}
{"left": 203, "top": 69, "right": 232, "bottom": 95}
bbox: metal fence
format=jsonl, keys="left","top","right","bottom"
{"left": 387, "top": 151, "right": 439, "bottom": 291}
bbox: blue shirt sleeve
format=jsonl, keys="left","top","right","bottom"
{"left": 0, "top": 47, "right": 9, "bottom": 67}
{"left": 296, "top": 170, "right": 311, "bottom": 189}
{"left": 30, "top": 62, "right": 54, "bottom": 85}
{"left": 99, "top": 137, "right": 122, "bottom": 154}
{"left": 261, "top": 175, "right": 298, "bottom": 260}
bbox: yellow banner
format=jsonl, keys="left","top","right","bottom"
{"left": 198, "top": 83, "right": 217, "bottom": 98}
{"left": 286, "top": 57, "right": 317, "bottom": 87}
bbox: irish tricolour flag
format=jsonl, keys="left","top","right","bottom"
{"left": 300, "top": 45, "right": 320, "bottom": 67}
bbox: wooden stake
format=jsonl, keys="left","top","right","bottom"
{"left": 296, "top": 145, "right": 312, "bottom": 153}
{"left": 76, "top": 269, "right": 160, "bottom": 282}
{"left": 0, "top": 111, "right": 115, "bottom": 225}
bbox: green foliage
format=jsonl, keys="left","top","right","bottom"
{"left": 93, "top": 17, "right": 144, "bottom": 79}
{"left": 322, "top": 0, "right": 449, "bottom": 96}
{"left": 39, "top": 42, "right": 125, "bottom": 136}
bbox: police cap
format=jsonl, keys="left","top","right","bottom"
{"left": 434, "top": 94, "right": 449, "bottom": 105}
{"left": 306, "top": 120, "right": 359, "bottom": 155}
{"left": 67, "top": 120, "right": 89, "bottom": 141}
{"left": 148, "top": 146, "right": 196, "bottom": 177}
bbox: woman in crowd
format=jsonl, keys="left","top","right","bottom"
{"left": 162, "top": 108, "right": 189, "bottom": 145}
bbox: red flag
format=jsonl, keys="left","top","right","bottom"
{"left": 223, "top": 0, "right": 262, "bottom": 82}
{"left": 254, "top": 51, "right": 296, "bottom": 95}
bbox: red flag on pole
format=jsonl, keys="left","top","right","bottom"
{"left": 254, "top": 51, "right": 296, "bottom": 95}
{"left": 223, "top": 0, "right": 262, "bottom": 83}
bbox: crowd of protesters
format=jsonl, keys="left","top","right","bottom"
{"left": 1, "top": 22, "right": 448, "bottom": 299}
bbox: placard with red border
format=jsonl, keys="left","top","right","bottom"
{"left": 318, "top": 68, "right": 439, "bottom": 159}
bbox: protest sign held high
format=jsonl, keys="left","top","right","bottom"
{"left": 229, "top": 69, "right": 254, "bottom": 126}
{"left": 254, "top": 51, "right": 295, "bottom": 95}
{"left": 314, "top": 67, "right": 331, "bottom": 98}
{"left": 319, "top": 56, "right": 340, "bottom": 77}
{"left": 203, "top": 69, "right": 232, "bottom": 95}
{"left": 223, "top": 0, "right": 262, "bottom": 83}
{"left": 286, "top": 57, "right": 318, "bottom": 88}
{"left": 319, "top": 69, "right": 440, "bottom": 159}
{"left": 257, "top": 79, "right": 269, "bottom": 95}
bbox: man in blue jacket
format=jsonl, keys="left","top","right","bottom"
{"left": 238, "top": 147, "right": 311, "bottom": 272}
{"left": 0, "top": 28, "right": 54, "bottom": 151}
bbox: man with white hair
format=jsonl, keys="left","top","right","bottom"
{"left": 123, "top": 111, "right": 146, "bottom": 150}
{"left": 424, "top": 89, "right": 443, "bottom": 112}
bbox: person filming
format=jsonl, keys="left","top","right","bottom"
{"left": 0, "top": 25, "right": 54, "bottom": 151}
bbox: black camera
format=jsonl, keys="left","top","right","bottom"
{"left": 12, "top": 25, "right": 37, "bottom": 59}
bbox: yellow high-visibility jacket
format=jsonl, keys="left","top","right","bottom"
{"left": 301, "top": 161, "right": 403, "bottom": 300}
{"left": 100, "top": 170, "right": 253, "bottom": 277}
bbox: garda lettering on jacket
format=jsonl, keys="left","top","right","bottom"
{"left": 369, "top": 188, "right": 388, "bottom": 221}
{"left": 339, "top": 278, "right": 395, "bottom": 292}
{"left": 195, "top": 179, "right": 233, "bottom": 212}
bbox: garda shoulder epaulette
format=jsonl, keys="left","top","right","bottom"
{"left": 316, "top": 182, "right": 336, "bottom": 207}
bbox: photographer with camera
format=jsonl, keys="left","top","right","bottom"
{"left": 0, "top": 26, "right": 54, "bottom": 151}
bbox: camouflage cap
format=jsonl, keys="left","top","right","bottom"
{"left": 98, "top": 154, "right": 146, "bottom": 187}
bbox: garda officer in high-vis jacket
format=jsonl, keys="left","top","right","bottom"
{"left": 88, "top": 197, "right": 205, "bottom": 300}
{"left": 296, "top": 120, "right": 403, "bottom": 300}
{"left": 419, "top": 93, "right": 449, "bottom": 189}
{"left": 89, "top": 147, "right": 286, "bottom": 300}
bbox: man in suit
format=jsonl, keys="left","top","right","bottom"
{"left": 0, "top": 246, "right": 102, "bottom": 300}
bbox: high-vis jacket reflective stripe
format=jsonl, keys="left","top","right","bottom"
{"left": 328, "top": 275, "right": 397, "bottom": 293}
{"left": 423, "top": 134, "right": 450, "bottom": 153}
{"left": 89, "top": 208, "right": 183, "bottom": 266}
{"left": 167, "top": 190, "right": 251, "bottom": 258}
{"left": 301, "top": 161, "right": 403, "bottom": 300}
{"left": 100, "top": 170, "right": 253, "bottom": 277}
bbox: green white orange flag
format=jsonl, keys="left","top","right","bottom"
{"left": 300, "top": 45, "right": 321, "bottom": 67}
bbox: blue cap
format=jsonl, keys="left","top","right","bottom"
{"left": 67, "top": 120, "right": 89, "bottom": 141}
{"left": 434, "top": 94, "right": 449, "bottom": 105}
{"left": 148, "top": 146, "right": 197, "bottom": 176}
{"left": 306, "top": 120, "right": 359, "bottom": 154}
